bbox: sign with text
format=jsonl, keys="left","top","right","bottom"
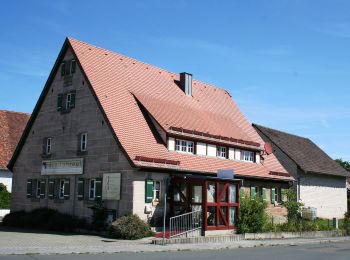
{"left": 41, "top": 158, "right": 84, "bottom": 175}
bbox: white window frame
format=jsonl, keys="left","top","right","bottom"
{"left": 242, "top": 150, "right": 254, "bottom": 162}
{"left": 275, "top": 187, "right": 281, "bottom": 204}
{"left": 80, "top": 133, "right": 88, "bottom": 151}
{"left": 153, "top": 181, "right": 161, "bottom": 202}
{"left": 89, "top": 179, "right": 96, "bottom": 200}
{"left": 59, "top": 179, "right": 65, "bottom": 199}
{"left": 46, "top": 138, "right": 52, "bottom": 154}
{"left": 36, "top": 180, "right": 41, "bottom": 199}
{"left": 175, "top": 139, "right": 194, "bottom": 154}
{"left": 65, "top": 93, "right": 72, "bottom": 110}
{"left": 216, "top": 146, "right": 227, "bottom": 158}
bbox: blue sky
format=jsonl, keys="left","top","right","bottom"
{"left": 0, "top": 0, "right": 349, "bottom": 160}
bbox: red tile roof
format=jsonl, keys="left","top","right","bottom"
{"left": 0, "top": 110, "right": 30, "bottom": 170}
{"left": 67, "top": 38, "right": 292, "bottom": 181}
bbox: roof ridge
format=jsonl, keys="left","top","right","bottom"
{"left": 67, "top": 37, "right": 230, "bottom": 94}
{"left": 252, "top": 123, "right": 309, "bottom": 141}
{"left": 0, "top": 110, "right": 31, "bottom": 116}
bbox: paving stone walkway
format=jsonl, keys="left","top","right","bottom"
{"left": 0, "top": 227, "right": 349, "bottom": 255}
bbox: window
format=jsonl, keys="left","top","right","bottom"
{"left": 44, "top": 137, "right": 52, "bottom": 155}
{"left": 58, "top": 179, "right": 70, "bottom": 200}
{"left": 89, "top": 178, "right": 102, "bottom": 200}
{"left": 217, "top": 146, "right": 227, "bottom": 158}
{"left": 241, "top": 150, "right": 254, "bottom": 162}
{"left": 65, "top": 93, "right": 72, "bottom": 110}
{"left": 153, "top": 181, "right": 161, "bottom": 201}
{"left": 250, "top": 186, "right": 259, "bottom": 200}
{"left": 89, "top": 179, "right": 96, "bottom": 200}
{"left": 80, "top": 133, "right": 88, "bottom": 151}
{"left": 175, "top": 139, "right": 194, "bottom": 154}
{"left": 36, "top": 180, "right": 41, "bottom": 198}
{"left": 61, "top": 61, "right": 66, "bottom": 76}
{"left": 70, "top": 59, "right": 76, "bottom": 74}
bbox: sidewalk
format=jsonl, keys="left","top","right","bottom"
{"left": 0, "top": 227, "right": 349, "bottom": 255}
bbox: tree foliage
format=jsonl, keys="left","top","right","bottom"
{"left": 335, "top": 159, "right": 350, "bottom": 170}
{"left": 0, "top": 183, "right": 11, "bottom": 209}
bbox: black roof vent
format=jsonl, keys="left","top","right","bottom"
{"left": 180, "top": 72, "right": 193, "bottom": 96}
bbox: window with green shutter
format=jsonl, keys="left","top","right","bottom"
{"left": 48, "top": 180, "right": 54, "bottom": 199}
{"left": 281, "top": 189, "right": 286, "bottom": 203}
{"left": 26, "top": 179, "right": 33, "bottom": 198}
{"left": 145, "top": 179, "right": 154, "bottom": 203}
{"left": 69, "top": 90, "right": 76, "bottom": 108}
{"left": 71, "top": 59, "right": 76, "bottom": 74}
{"left": 39, "top": 180, "right": 46, "bottom": 199}
{"left": 63, "top": 179, "right": 70, "bottom": 200}
{"left": 77, "top": 179, "right": 84, "bottom": 200}
{"left": 262, "top": 187, "right": 267, "bottom": 201}
{"left": 61, "top": 61, "right": 66, "bottom": 76}
{"left": 250, "top": 186, "right": 255, "bottom": 200}
{"left": 57, "top": 94, "right": 63, "bottom": 111}
{"left": 95, "top": 178, "right": 102, "bottom": 199}
{"left": 271, "top": 188, "right": 276, "bottom": 204}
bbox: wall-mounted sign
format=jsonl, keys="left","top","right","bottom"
{"left": 217, "top": 169, "right": 235, "bottom": 179}
{"left": 102, "top": 173, "right": 121, "bottom": 201}
{"left": 41, "top": 158, "right": 84, "bottom": 175}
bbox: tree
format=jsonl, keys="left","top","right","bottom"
{"left": 0, "top": 183, "right": 11, "bottom": 209}
{"left": 335, "top": 159, "right": 350, "bottom": 170}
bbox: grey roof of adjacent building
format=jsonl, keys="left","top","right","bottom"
{"left": 253, "top": 124, "right": 350, "bottom": 178}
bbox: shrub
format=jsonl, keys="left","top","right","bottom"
{"left": 282, "top": 189, "right": 303, "bottom": 225}
{"left": 89, "top": 200, "right": 108, "bottom": 230}
{"left": 237, "top": 195, "right": 269, "bottom": 234}
{"left": 2, "top": 208, "right": 88, "bottom": 231}
{"left": 0, "top": 184, "right": 11, "bottom": 209}
{"left": 109, "top": 214, "right": 154, "bottom": 240}
{"left": 344, "top": 211, "right": 350, "bottom": 235}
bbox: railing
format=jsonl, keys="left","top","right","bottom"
{"left": 169, "top": 210, "right": 203, "bottom": 238}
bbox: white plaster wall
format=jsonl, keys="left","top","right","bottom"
{"left": 0, "top": 170, "right": 12, "bottom": 192}
{"left": 255, "top": 153, "right": 261, "bottom": 164}
{"left": 207, "top": 144, "right": 216, "bottom": 157}
{"left": 228, "top": 148, "right": 235, "bottom": 160}
{"left": 196, "top": 142, "right": 207, "bottom": 156}
{"left": 167, "top": 137, "right": 175, "bottom": 151}
{"left": 235, "top": 149, "right": 241, "bottom": 160}
{"left": 299, "top": 173, "right": 347, "bottom": 219}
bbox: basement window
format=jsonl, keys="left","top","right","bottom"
{"left": 175, "top": 139, "right": 194, "bottom": 154}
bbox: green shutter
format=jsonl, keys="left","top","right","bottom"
{"left": 61, "top": 62, "right": 66, "bottom": 76}
{"left": 71, "top": 59, "right": 76, "bottom": 74}
{"left": 145, "top": 179, "right": 154, "bottom": 203}
{"left": 64, "top": 180, "right": 70, "bottom": 200}
{"left": 77, "top": 179, "right": 84, "bottom": 200}
{"left": 271, "top": 188, "right": 276, "bottom": 204}
{"left": 26, "top": 179, "right": 32, "bottom": 198}
{"left": 95, "top": 178, "right": 102, "bottom": 199}
{"left": 57, "top": 94, "right": 63, "bottom": 111}
{"left": 70, "top": 90, "right": 76, "bottom": 108}
{"left": 250, "top": 186, "right": 255, "bottom": 200}
{"left": 262, "top": 187, "right": 267, "bottom": 201}
{"left": 40, "top": 180, "right": 46, "bottom": 199}
{"left": 281, "top": 189, "right": 286, "bottom": 203}
{"left": 48, "top": 180, "right": 54, "bottom": 199}
{"left": 240, "top": 186, "right": 245, "bottom": 199}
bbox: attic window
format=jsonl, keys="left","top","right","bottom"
{"left": 61, "top": 59, "right": 77, "bottom": 76}
{"left": 217, "top": 146, "right": 227, "bottom": 158}
{"left": 175, "top": 139, "right": 194, "bottom": 154}
{"left": 241, "top": 150, "right": 254, "bottom": 162}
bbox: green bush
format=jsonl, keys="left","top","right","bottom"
{"left": 237, "top": 195, "right": 269, "bottom": 234}
{"left": 89, "top": 200, "right": 108, "bottom": 230}
{"left": 2, "top": 208, "right": 88, "bottom": 231}
{"left": 282, "top": 188, "right": 303, "bottom": 225}
{"left": 0, "top": 184, "right": 11, "bottom": 209}
{"left": 109, "top": 214, "right": 154, "bottom": 240}
{"left": 344, "top": 211, "right": 350, "bottom": 235}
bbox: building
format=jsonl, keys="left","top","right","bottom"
{"left": 253, "top": 124, "right": 349, "bottom": 219}
{"left": 8, "top": 38, "right": 293, "bottom": 234}
{"left": 0, "top": 110, "right": 30, "bottom": 192}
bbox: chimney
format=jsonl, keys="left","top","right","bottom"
{"left": 180, "top": 72, "right": 193, "bottom": 96}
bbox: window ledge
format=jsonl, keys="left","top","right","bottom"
{"left": 77, "top": 150, "right": 88, "bottom": 156}
{"left": 41, "top": 153, "right": 52, "bottom": 159}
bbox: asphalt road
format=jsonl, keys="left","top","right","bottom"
{"left": 1, "top": 241, "right": 350, "bottom": 260}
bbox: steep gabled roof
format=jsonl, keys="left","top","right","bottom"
{"left": 253, "top": 124, "right": 350, "bottom": 178}
{"left": 0, "top": 110, "right": 30, "bottom": 170}
{"left": 9, "top": 37, "right": 292, "bottom": 181}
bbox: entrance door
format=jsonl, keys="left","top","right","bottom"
{"left": 171, "top": 178, "right": 203, "bottom": 216}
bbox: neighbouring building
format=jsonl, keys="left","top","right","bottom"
{"left": 253, "top": 124, "right": 350, "bottom": 219}
{"left": 8, "top": 38, "right": 293, "bottom": 235}
{"left": 0, "top": 110, "right": 30, "bottom": 192}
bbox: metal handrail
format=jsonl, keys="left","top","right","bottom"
{"left": 169, "top": 209, "right": 203, "bottom": 238}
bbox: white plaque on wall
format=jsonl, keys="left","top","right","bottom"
{"left": 102, "top": 173, "right": 121, "bottom": 200}
{"left": 41, "top": 158, "right": 84, "bottom": 175}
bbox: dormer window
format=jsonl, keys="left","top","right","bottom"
{"left": 241, "top": 150, "right": 254, "bottom": 162}
{"left": 217, "top": 146, "right": 227, "bottom": 158}
{"left": 175, "top": 139, "right": 194, "bottom": 154}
